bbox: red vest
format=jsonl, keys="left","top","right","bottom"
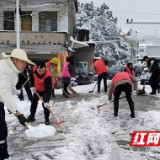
{"left": 125, "top": 66, "right": 135, "bottom": 77}
{"left": 93, "top": 59, "right": 108, "bottom": 75}
{"left": 33, "top": 65, "right": 54, "bottom": 92}
{"left": 112, "top": 72, "right": 132, "bottom": 86}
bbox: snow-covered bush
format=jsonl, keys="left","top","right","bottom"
{"left": 76, "top": 2, "right": 131, "bottom": 66}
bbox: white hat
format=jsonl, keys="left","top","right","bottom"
{"left": 2, "top": 49, "right": 35, "bottom": 65}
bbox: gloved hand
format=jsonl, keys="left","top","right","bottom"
{"left": 44, "top": 103, "right": 50, "bottom": 108}
{"left": 17, "top": 114, "right": 28, "bottom": 126}
{"left": 107, "top": 100, "right": 112, "bottom": 105}
{"left": 30, "top": 87, "right": 36, "bottom": 93}
{"left": 132, "top": 90, "right": 137, "bottom": 95}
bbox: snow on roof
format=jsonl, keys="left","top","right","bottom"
{"left": 76, "top": 26, "right": 90, "bottom": 30}
{"left": 70, "top": 36, "right": 89, "bottom": 49}
{"left": 125, "top": 35, "right": 140, "bottom": 41}
{"left": 120, "top": 28, "right": 131, "bottom": 35}
{"left": 68, "top": 47, "right": 75, "bottom": 52}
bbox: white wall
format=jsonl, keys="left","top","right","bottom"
{"left": 32, "top": 12, "right": 39, "bottom": 31}
{"left": 57, "top": 7, "right": 68, "bottom": 32}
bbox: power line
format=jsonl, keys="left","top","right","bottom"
{"left": 106, "top": 10, "right": 160, "bottom": 16}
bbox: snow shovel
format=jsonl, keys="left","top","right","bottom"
{"left": 94, "top": 95, "right": 126, "bottom": 114}
{"left": 68, "top": 83, "right": 78, "bottom": 94}
{"left": 89, "top": 82, "right": 97, "bottom": 93}
{"left": 21, "top": 78, "right": 29, "bottom": 90}
{"left": 18, "top": 78, "right": 29, "bottom": 101}
{"left": 34, "top": 90, "right": 65, "bottom": 127}
{"left": 24, "top": 122, "right": 56, "bottom": 139}
{"left": 137, "top": 81, "right": 146, "bottom": 95}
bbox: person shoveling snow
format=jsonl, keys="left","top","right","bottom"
{"left": 107, "top": 72, "right": 138, "bottom": 118}
{"left": 0, "top": 49, "right": 35, "bottom": 160}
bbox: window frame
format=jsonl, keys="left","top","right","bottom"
{"left": 39, "top": 11, "right": 57, "bottom": 31}
{"left": 4, "top": 11, "right": 14, "bottom": 30}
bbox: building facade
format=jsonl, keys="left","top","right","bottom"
{"left": 0, "top": 0, "right": 78, "bottom": 61}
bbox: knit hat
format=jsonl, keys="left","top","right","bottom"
{"left": 51, "top": 57, "right": 58, "bottom": 64}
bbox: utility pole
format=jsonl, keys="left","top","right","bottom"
{"left": 16, "top": 0, "right": 20, "bottom": 48}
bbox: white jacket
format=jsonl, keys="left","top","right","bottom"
{"left": 0, "top": 58, "right": 20, "bottom": 114}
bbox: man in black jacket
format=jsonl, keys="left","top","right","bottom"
{"left": 143, "top": 56, "right": 160, "bottom": 94}
{"left": 27, "top": 62, "right": 54, "bottom": 125}
{"left": 16, "top": 65, "right": 33, "bottom": 101}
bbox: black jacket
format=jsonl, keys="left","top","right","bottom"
{"left": 150, "top": 59, "right": 160, "bottom": 74}
{"left": 16, "top": 69, "right": 29, "bottom": 90}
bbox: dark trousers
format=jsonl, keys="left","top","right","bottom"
{"left": 25, "top": 82, "right": 33, "bottom": 101}
{"left": 0, "top": 103, "right": 10, "bottom": 160}
{"left": 114, "top": 83, "right": 134, "bottom": 117}
{"left": 30, "top": 91, "right": 50, "bottom": 121}
{"left": 149, "top": 72, "right": 159, "bottom": 93}
{"left": 97, "top": 72, "right": 108, "bottom": 92}
{"left": 52, "top": 88, "right": 55, "bottom": 97}
{"left": 64, "top": 83, "right": 69, "bottom": 93}
{"left": 18, "top": 82, "right": 33, "bottom": 101}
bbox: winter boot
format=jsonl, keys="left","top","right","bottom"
{"left": 62, "top": 90, "right": 71, "bottom": 98}
{"left": 66, "top": 90, "right": 71, "bottom": 95}
{"left": 52, "top": 89, "right": 55, "bottom": 98}
{"left": 114, "top": 101, "right": 119, "bottom": 117}
{"left": 129, "top": 101, "right": 135, "bottom": 118}
{"left": 150, "top": 89, "right": 156, "bottom": 95}
{"left": 0, "top": 143, "right": 10, "bottom": 160}
{"left": 45, "top": 119, "right": 50, "bottom": 125}
{"left": 44, "top": 108, "right": 50, "bottom": 125}
{"left": 27, "top": 114, "right": 35, "bottom": 122}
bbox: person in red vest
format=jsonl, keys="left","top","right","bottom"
{"left": 93, "top": 58, "right": 108, "bottom": 93}
{"left": 27, "top": 61, "right": 54, "bottom": 125}
{"left": 108, "top": 72, "right": 138, "bottom": 118}
{"left": 124, "top": 62, "right": 135, "bottom": 77}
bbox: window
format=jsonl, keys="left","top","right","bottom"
{"left": 39, "top": 12, "right": 57, "bottom": 31}
{"left": 21, "top": 11, "right": 32, "bottom": 31}
{"left": 139, "top": 48, "right": 144, "bottom": 52}
{"left": 4, "top": 11, "right": 14, "bottom": 30}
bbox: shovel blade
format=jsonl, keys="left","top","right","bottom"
{"left": 137, "top": 89, "right": 145, "bottom": 95}
{"left": 54, "top": 121, "right": 65, "bottom": 127}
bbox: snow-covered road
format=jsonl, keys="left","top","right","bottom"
{"left": 5, "top": 82, "right": 160, "bottom": 160}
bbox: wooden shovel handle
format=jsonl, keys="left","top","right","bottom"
{"left": 68, "top": 83, "right": 78, "bottom": 94}
{"left": 20, "top": 78, "right": 29, "bottom": 90}
{"left": 33, "top": 90, "right": 60, "bottom": 123}
{"left": 97, "top": 95, "right": 126, "bottom": 108}
{"left": 34, "top": 90, "right": 44, "bottom": 103}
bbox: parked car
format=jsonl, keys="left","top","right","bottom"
{"left": 107, "top": 66, "right": 125, "bottom": 79}
{"left": 133, "top": 64, "right": 145, "bottom": 78}
{"left": 108, "top": 64, "right": 144, "bottom": 80}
